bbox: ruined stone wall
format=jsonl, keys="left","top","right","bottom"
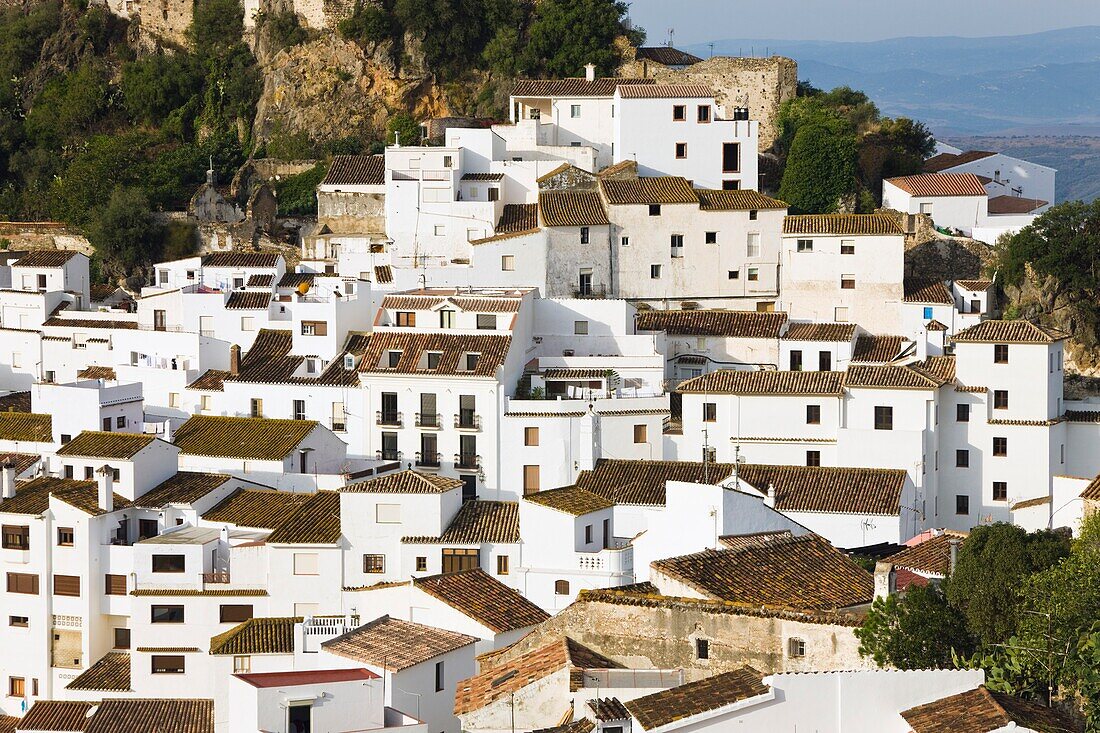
{"left": 0, "top": 222, "right": 93, "bottom": 255}
{"left": 618, "top": 55, "right": 797, "bottom": 151}
{"left": 317, "top": 192, "right": 386, "bottom": 231}
{"left": 132, "top": 0, "right": 193, "bottom": 48}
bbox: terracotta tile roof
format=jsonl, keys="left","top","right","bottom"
{"left": 1068, "top": 411, "right": 1100, "bottom": 424}
{"left": 345, "top": 469, "right": 462, "bottom": 494}
{"left": 277, "top": 272, "right": 315, "bottom": 288}
{"left": 636, "top": 309, "right": 787, "bottom": 337}
{"left": 56, "top": 431, "right": 156, "bottom": 459}
{"left": 454, "top": 638, "right": 619, "bottom": 714}
{"left": 246, "top": 274, "right": 273, "bottom": 287}
{"left": 904, "top": 278, "right": 954, "bottom": 304}
{"left": 0, "top": 715, "right": 15, "bottom": 733}
{"left": 374, "top": 265, "right": 393, "bottom": 284}
{"left": 601, "top": 176, "right": 698, "bottom": 205}
{"left": 576, "top": 459, "right": 735, "bottom": 507}
{"left": 626, "top": 668, "right": 769, "bottom": 730}
{"left": 1012, "top": 496, "right": 1051, "bottom": 511}
{"left": 901, "top": 686, "right": 1082, "bottom": 733}
{"left": 783, "top": 213, "right": 902, "bottom": 236}
{"left": 202, "top": 252, "right": 280, "bottom": 268}
{"left": 919, "top": 355, "right": 957, "bottom": 383}
{"left": 265, "top": 490, "right": 341, "bottom": 544}
{"left": 209, "top": 616, "right": 300, "bottom": 655}
{"left": 0, "top": 411, "right": 52, "bottom": 442}
{"left": 461, "top": 172, "right": 504, "bottom": 182}
{"left": 736, "top": 464, "right": 907, "bottom": 515}
{"left": 1080, "top": 475, "right": 1100, "bottom": 501}
{"left": 923, "top": 150, "right": 997, "bottom": 173}
{"left": 538, "top": 190, "right": 608, "bottom": 226}
{"left": 414, "top": 569, "right": 549, "bottom": 633}
{"left": 926, "top": 319, "right": 948, "bottom": 332}
{"left": 405, "top": 500, "right": 519, "bottom": 544}
{"left": 77, "top": 365, "right": 117, "bottom": 380}
{"left": 782, "top": 322, "right": 856, "bottom": 342}
{"left": 0, "top": 476, "right": 97, "bottom": 515}
{"left": 131, "top": 589, "right": 268, "bottom": 597}
{"left": 718, "top": 530, "right": 795, "bottom": 550}
{"left": 381, "top": 294, "right": 524, "bottom": 313}
{"left": 225, "top": 291, "right": 272, "bottom": 309}
{"left": 223, "top": 329, "right": 303, "bottom": 384}
{"left": 322, "top": 615, "right": 477, "bottom": 670}
{"left": 322, "top": 155, "right": 385, "bottom": 186}
{"left": 525, "top": 486, "right": 613, "bottom": 516}
{"left": 696, "top": 189, "right": 786, "bottom": 211}
{"left": 844, "top": 363, "right": 947, "bottom": 390}
{"left": 678, "top": 369, "right": 844, "bottom": 396}
{"left": 18, "top": 701, "right": 95, "bottom": 731}
{"left": 187, "top": 369, "right": 228, "bottom": 391}
{"left": 134, "top": 646, "right": 202, "bottom": 652}
{"left": 883, "top": 533, "right": 962, "bottom": 577}
{"left": 886, "top": 172, "right": 987, "bottom": 197}
{"left": 532, "top": 721, "right": 595, "bottom": 733}
{"left": 512, "top": 77, "right": 655, "bottom": 97}
{"left": 0, "top": 452, "right": 40, "bottom": 475}
{"left": 66, "top": 651, "right": 131, "bottom": 691}
{"left": 13, "top": 250, "right": 80, "bottom": 267}
{"left": 956, "top": 278, "right": 993, "bottom": 291}
{"left": 44, "top": 316, "right": 137, "bottom": 330}
{"left": 202, "top": 488, "right": 312, "bottom": 529}
{"left": 131, "top": 472, "right": 230, "bottom": 509}
{"left": 651, "top": 534, "right": 874, "bottom": 610}
{"left": 596, "top": 159, "right": 637, "bottom": 178}
{"left": 634, "top": 46, "right": 704, "bottom": 66}
{"left": 83, "top": 699, "right": 214, "bottom": 733}
{"left": 173, "top": 415, "right": 317, "bottom": 460}
{"left": 359, "top": 331, "right": 512, "bottom": 377}
{"left": 542, "top": 368, "right": 614, "bottom": 381}
{"left": 496, "top": 203, "right": 540, "bottom": 233}
{"left": 952, "top": 320, "right": 1068, "bottom": 344}
{"left": 588, "top": 697, "right": 630, "bottom": 721}
{"left": 537, "top": 162, "right": 596, "bottom": 184}
{"left": 0, "top": 391, "right": 30, "bottom": 412}
{"left": 851, "top": 334, "right": 907, "bottom": 363}
{"left": 618, "top": 83, "right": 712, "bottom": 98}
{"left": 987, "top": 195, "right": 1047, "bottom": 215}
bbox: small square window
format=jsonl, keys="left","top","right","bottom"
{"left": 994, "top": 344, "right": 1009, "bottom": 364}
{"left": 703, "top": 403, "right": 717, "bottom": 422}
{"left": 649, "top": 204, "right": 661, "bottom": 216}
{"left": 574, "top": 320, "right": 589, "bottom": 335}
{"left": 788, "top": 638, "right": 806, "bottom": 658}
{"left": 748, "top": 209, "right": 758, "bottom": 220}
{"left": 675, "top": 142, "right": 687, "bottom": 159}
{"left": 924, "top": 306, "right": 934, "bottom": 319}
{"left": 956, "top": 404, "right": 970, "bottom": 422}
{"left": 697, "top": 105, "right": 711, "bottom": 123}
{"left": 115, "top": 416, "right": 125, "bottom": 428}
{"left": 496, "top": 555, "right": 509, "bottom": 575}
{"left": 633, "top": 424, "right": 647, "bottom": 444}
{"left": 806, "top": 450, "right": 820, "bottom": 467}
{"left": 874, "top": 406, "right": 893, "bottom": 431}
{"left": 695, "top": 638, "right": 709, "bottom": 659}
{"left": 806, "top": 405, "right": 820, "bottom": 425}
{"left": 728, "top": 271, "right": 739, "bottom": 280}
{"left": 841, "top": 239, "right": 855, "bottom": 255}
{"left": 956, "top": 450, "right": 969, "bottom": 468}
{"left": 747, "top": 268, "right": 759, "bottom": 281}
{"left": 363, "top": 554, "right": 385, "bottom": 573}
{"left": 993, "top": 482, "right": 1008, "bottom": 501}
{"left": 796, "top": 239, "right": 813, "bottom": 253}
{"left": 650, "top": 264, "right": 662, "bottom": 279}
{"left": 57, "top": 528, "right": 74, "bottom": 547}
{"left": 415, "top": 556, "right": 427, "bottom": 572}
{"left": 993, "top": 437, "right": 1007, "bottom": 456}
{"left": 993, "top": 390, "right": 1009, "bottom": 410}
{"left": 433, "top": 225, "right": 445, "bottom": 236}
{"left": 580, "top": 226, "right": 589, "bottom": 244}
{"left": 841, "top": 275, "right": 856, "bottom": 290}
{"left": 524, "top": 427, "right": 539, "bottom": 447}
{"left": 621, "top": 236, "right": 630, "bottom": 246}
{"left": 501, "top": 255, "right": 515, "bottom": 271}
{"left": 672, "top": 105, "right": 686, "bottom": 121}
{"left": 705, "top": 231, "right": 717, "bottom": 244}
{"left": 956, "top": 495, "right": 969, "bottom": 515}
{"left": 722, "top": 180, "right": 739, "bottom": 190}
{"left": 570, "top": 104, "right": 581, "bottom": 118}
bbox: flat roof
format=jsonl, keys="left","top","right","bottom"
{"left": 139, "top": 527, "right": 221, "bottom": 545}
{"left": 234, "top": 668, "right": 379, "bottom": 688}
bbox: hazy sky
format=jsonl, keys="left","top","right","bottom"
{"left": 626, "top": 0, "right": 1100, "bottom": 44}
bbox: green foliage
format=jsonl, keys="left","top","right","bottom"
{"left": 85, "top": 186, "right": 161, "bottom": 278}
{"left": 77, "top": 5, "right": 121, "bottom": 54}
{"left": 524, "top": 0, "right": 636, "bottom": 78}
{"left": 386, "top": 113, "right": 421, "bottom": 146}
{"left": 24, "top": 59, "right": 111, "bottom": 149}
{"left": 856, "top": 584, "right": 975, "bottom": 669}
{"left": 778, "top": 120, "right": 857, "bottom": 214}
{"left": 273, "top": 162, "right": 326, "bottom": 216}
{"left": 265, "top": 131, "right": 318, "bottom": 160}
{"left": 49, "top": 133, "right": 147, "bottom": 225}
{"left": 394, "top": 0, "right": 494, "bottom": 79}
{"left": 338, "top": 0, "right": 397, "bottom": 45}
{"left": 189, "top": 0, "right": 244, "bottom": 55}
{"left": 0, "top": 1, "right": 62, "bottom": 82}
{"left": 946, "top": 523, "right": 1070, "bottom": 646}
{"left": 160, "top": 220, "right": 198, "bottom": 261}
{"left": 257, "top": 10, "right": 308, "bottom": 52}
{"left": 120, "top": 53, "right": 204, "bottom": 127}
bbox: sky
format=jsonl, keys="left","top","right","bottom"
{"left": 626, "top": 0, "right": 1100, "bottom": 44}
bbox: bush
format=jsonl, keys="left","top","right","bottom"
{"left": 273, "top": 162, "right": 326, "bottom": 216}
{"left": 24, "top": 60, "right": 110, "bottom": 148}
{"left": 777, "top": 121, "right": 858, "bottom": 214}
{"left": 386, "top": 113, "right": 421, "bottom": 147}
{"left": 338, "top": 1, "right": 397, "bottom": 45}
{"left": 85, "top": 186, "right": 161, "bottom": 278}
{"left": 258, "top": 10, "right": 308, "bottom": 52}
{"left": 121, "top": 53, "right": 204, "bottom": 126}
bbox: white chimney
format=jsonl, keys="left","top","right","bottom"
{"left": 584, "top": 63, "right": 596, "bottom": 82}
{"left": 163, "top": 420, "right": 173, "bottom": 443}
{"left": 96, "top": 465, "right": 114, "bottom": 513}
{"left": 764, "top": 482, "right": 776, "bottom": 508}
{"left": 2, "top": 463, "right": 15, "bottom": 499}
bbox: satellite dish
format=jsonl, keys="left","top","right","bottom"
{"left": 297, "top": 281, "right": 310, "bottom": 296}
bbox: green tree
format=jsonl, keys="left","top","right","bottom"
{"left": 777, "top": 120, "right": 857, "bottom": 213}
{"left": 386, "top": 113, "right": 421, "bottom": 146}
{"left": 257, "top": 10, "right": 308, "bottom": 53}
{"left": 856, "top": 584, "right": 976, "bottom": 669}
{"left": 394, "top": 0, "right": 492, "bottom": 79}
{"left": 189, "top": 0, "right": 244, "bottom": 55}
{"left": 524, "top": 0, "right": 638, "bottom": 78}
{"left": 120, "top": 53, "right": 204, "bottom": 126}
{"left": 338, "top": 0, "right": 397, "bottom": 45}
{"left": 24, "top": 59, "right": 110, "bottom": 148}
{"left": 946, "top": 523, "right": 1070, "bottom": 646}
{"left": 50, "top": 133, "right": 148, "bottom": 225}
{"left": 85, "top": 186, "right": 161, "bottom": 278}
{"left": 273, "top": 162, "right": 326, "bottom": 216}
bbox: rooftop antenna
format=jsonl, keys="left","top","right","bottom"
{"left": 667, "top": 27, "right": 674, "bottom": 47}
{"left": 708, "top": 42, "right": 715, "bottom": 59}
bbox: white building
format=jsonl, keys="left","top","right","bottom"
{"left": 925, "top": 146, "right": 1055, "bottom": 210}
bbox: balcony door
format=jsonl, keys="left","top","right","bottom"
{"left": 441, "top": 548, "right": 479, "bottom": 574}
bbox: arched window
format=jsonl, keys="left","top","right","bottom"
{"left": 554, "top": 580, "right": 570, "bottom": 596}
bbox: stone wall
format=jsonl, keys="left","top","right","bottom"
{"left": 618, "top": 55, "right": 798, "bottom": 152}
{"left": 132, "top": 0, "right": 193, "bottom": 48}
{"left": 0, "top": 222, "right": 93, "bottom": 255}
{"left": 317, "top": 192, "right": 386, "bottom": 233}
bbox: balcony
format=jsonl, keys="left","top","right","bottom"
{"left": 376, "top": 410, "right": 403, "bottom": 428}
{"left": 203, "top": 572, "right": 230, "bottom": 585}
{"left": 454, "top": 413, "right": 481, "bottom": 431}
{"left": 416, "top": 412, "right": 441, "bottom": 429}
{"left": 574, "top": 284, "right": 607, "bottom": 299}
{"left": 331, "top": 420, "right": 346, "bottom": 432}
{"left": 454, "top": 452, "right": 481, "bottom": 471}
{"left": 376, "top": 449, "right": 402, "bottom": 462}
{"left": 415, "top": 451, "right": 441, "bottom": 468}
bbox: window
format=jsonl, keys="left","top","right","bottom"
{"left": 993, "top": 482, "right": 1008, "bottom": 501}
{"left": 6, "top": 573, "right": 38, "bottom": 595}
{"left": 396, "top": 311, "right": 416, "bottom": 327}
{"left": 993, "top": 437, "right": 1007, "bottom": 456}
{"left": 675, "top": 142, "right": 687, "bottom": 159}
{"left": 138, "top": 519, "right": 158, "bottom": 541}
{"left": 578, "top": 270, "right": 593, "bottom": 296}
{"left": 841, "top": 274, "right": 856, "bottom": 290}
{"left": 747, "top": 268, "right": 759, "bottom": 281}
{"left": 501, "top": 255, "right": 515, "bottom": 271}
{"left": 874, "top": 406, "right": 893, "bottom": 431}
{"left": 250, "top": 398, "right": 263, "bottom": 418}
{"left": 426, "top": 352, "right": 442, "bottom": 370}
{"left": 53, "top": 575, "right": 80, "bottom": 597}
{"left": 113, "top": 628, "right": 130, "bottom": 649}
{"left": 722, "top": 180, "right": 739, "bottom": 190}
{"left": 633, "top": 424, "right": 647, "bottom": 443}
{"left": 672, "top": 104, "right": 686, "bottom": 121}
{"left": 621, "top": 236, "right": 630, "bottom": 247}
{"left": 84, "top": 467, "right": 94, "bottom": 480}
{"left": 497, "top": 555, "right": 509, "bottom": 575}
{"left": 465, "top": 353, "right": 480, "bottom": 371}
{"left": 151, "top": 656, "right": 185, "bottom": 674}
{"left": 233, "top": 656, "right": 250, "bottom": 674}
{"left": 796, "top": 239, "right": 813, "bottom": 253}
{"left": 670, "top": 233, "right": 684, "bottom": 258}
{"left": 376, "top": 503, "right": 401, "bottom": 524}
{"left": 554, "top": 579, "right": 570, "bottom": 595}
{"left": 9, "top": 616, "right": 28, "bottom": 628}
{"left": 488, "top": 187, "right": 499, "bottom": 202}
{"left": 834, "top": 306, "right": 849, "bottom": 322}
{"left": 790, "top": 350, "right": 803, "bottom": 371}
{"left": 387, "top": 351, "right": 402, "bottom": 368}
{"left": 728, "top": 270, "right": 739, "bottom": 280}
{"left": 415, "top": 556, "right": 427, "bottom": 572}
{"left": 695, "top": 638, "right": 710, "bottom": 659}
{"left": 649, "top": 204, "right": 661, "bottom": 217}
{"left": 956, "top": 495, "right": 969, "bottom": 515}
{"left": 9, "top": 677, "right": 24, "bottom": 697}
{"left": 570, "top": 104, "right": 581, "bottom": 118}
{"left": 240, "top": 316, "right": 254, "bottom": 331}
{"left": 650, "top": 264, "right": 662, "bottom": 279}
{"left": 435, "top": 660, "right": 445, "bottom": 692}
{"left": 293, "top": 553, "right": 319, "bottom": 576}
{"left": 704, "top": 231, "right": 718, "bottom": 245}
{"left": 476, "top": 314, "right": 496, "bottom": 330}
{"left": 923, "top": 306, "right": 933, "bottom": 320}
{"left": 697, "top": 105, "right": 711, "bottom": 122}
{"left": 746, "top": 232, "right": 760, "bottom": 257}
{"left": 841, "top": 239, "right": 855, "bottom": 255}
{"left": 219, "top": 605, "right": 253, "bottom": 623}
{"left": 439, "top": 310, "right": 455, "bottom": 328}
{"left": 292, "top": 399, "right": 306, "bottom": 421}
{"left": 806, "top": 405, "right": 821, "bottom": 424}
{"left": 574, "top": 320, "right": 589, "bottom": 335}
{"left": 585, "top": 524, "right": 593, "bottom": 544}
{"left": 703, "top": 403, "right": 717, "bottom": 422}
{"left": 994, "top": 344, "right": 1009, "bottom": 364}
{"left": 788, "top": 638, "right": 806, "bottom": 658}
{"left": 580, "top": 227, "right": 590, "bottom": 244}
{"left": 819, "top": 351, "right": 832, "bottom": 371}
{"left": 152, "top": 555, "right": 185, "bottom": 573}
{"left": 363, "top": 554, "right": 385, "bottom": 574}
{"left": 433, "top": 225, "right": 446, "bottom": 236}
{"left": 524, "top": 427, "right": 539, "bottom": 446}
{"left": 722, "top": 142, "right": 740, "bottom": 172}
{"left": 301, "top": 320, "right": 328, "bottom": 336}
{"left": 993, "top": 390, "right": 1009, "bottom": 410}
{"left": 920, "top": 202, "right": 933, "bottom": 216}
{"left": 442, "top": 155, "right": 453, "bottom": 168}
{"left": 105, "top": 574, "right": 127, "bottom": 595}
{"left": 151, "top": 605, "right": 185, "bottom": 623}
{"left": 441, "top": 548, "right": 479, "bottom": 574}
{"left": 523, "top": 465, "right": 540, "bottom": 495}
{"left": 169, "top": 392, "right": 180, "bottom": 408}
{"left": 951, "top": 449, "right": 969, "bottom": 469}
{"left": 806, "top": 450, "right": 821, "bottom": 467}
{"left": 2, "top": 525, "right": 29, "bottom": 551}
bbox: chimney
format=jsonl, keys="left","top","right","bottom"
{"left": 163, "top": 420, "right": 174, "bottom": 443}
{"left": 2, "top": 462, "right": 15, "bottom": 499}
{"left": 230, "top": 344, "right": 241, "bottom": 376}
{"left": 96, "top": 465, "right": 113, "bottom": 513}
{"left": 764, "top": 482, "right": 776, "bottom": 508}
{"left": 874, "top": 561, "right": 896, "bottom": 599}
{"left": 584, "top": 63, "right": 596, "bottom": 82}
{"left": 948, "top": 538, "right": 961, "bottom": 574}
